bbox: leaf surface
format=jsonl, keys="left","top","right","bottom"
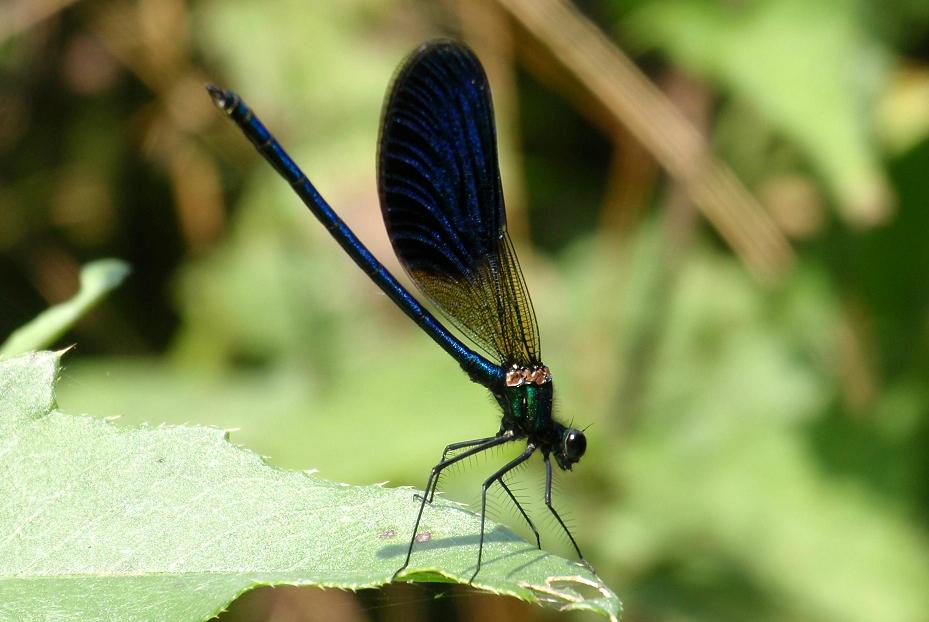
{"left": 0, "top": 352, "right": 619, "bottom": 621}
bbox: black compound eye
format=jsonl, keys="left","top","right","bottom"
{"left": 563, "top": 429, "right": 587, "bottom": 463}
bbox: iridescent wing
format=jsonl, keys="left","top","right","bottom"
{"left": 377, "top": 40, "right": 540, "bottom": 367}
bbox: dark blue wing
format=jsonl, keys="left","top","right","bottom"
{"left": 378, "top": 40, "right": 540, "bottom": 367}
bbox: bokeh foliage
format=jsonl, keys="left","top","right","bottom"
{"left": 3, "top": 0, "right": 929, "bottom": 620}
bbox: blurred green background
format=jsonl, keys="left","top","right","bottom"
{"left": 3, "top": 0, "right": 929, "bottom": 620}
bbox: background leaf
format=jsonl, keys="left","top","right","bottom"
{"left": 0, "top": 260, "right": 130, "bottom": 359}
{"left": 623, "top": 0, "right": 892, "bottom": 224}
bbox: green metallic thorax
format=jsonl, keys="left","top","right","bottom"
{"left": 500, "top": 381, "right": 555, "bottom": 440}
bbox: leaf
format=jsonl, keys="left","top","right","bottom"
{"left": 625, "top": 0, "right": 892, "bottom": 225}
{"left": 588, "top": 235, "right": 929, "bottom": 621}
{"left": 0, "top": 352, "right": 620, "bottom": 621}
{"left": 0, "top": 259, "right": 130, "bottom": 359}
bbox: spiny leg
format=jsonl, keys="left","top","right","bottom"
{"left": 394, "top": 433, "right": 514, "bottom": 580}
{"left": 498, "top": 478, "right": 540, "bottom": 549}
{"left": 544, "top": 454, "right": 584, "bottom": 561}
{"left": 418, "top": 435, "right": 499, "bottom": 504}
{"left": 470, "top": 443, "right": 537, "bottom": 584}
{"left": 440, "top": 435, "right": 500, "bottom": 462}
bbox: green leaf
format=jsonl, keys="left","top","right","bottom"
{"left": 0, "top": 259, "right": 130, "bottom": 359}
{"left": 0, "top": 352, "right": 620, "bottom": 621}
{"left": 625, "top": 0, "right": 892, "bottom": 224}
{"left": 590, "top": 236, "right": 929, "bottom": 621}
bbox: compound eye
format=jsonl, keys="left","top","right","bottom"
{"left": 563, "top": 429, "right": 587, "bottom": 463}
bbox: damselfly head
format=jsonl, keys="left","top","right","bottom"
{"left": 555, "top": 427, "right": 587, "bottom": 471}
